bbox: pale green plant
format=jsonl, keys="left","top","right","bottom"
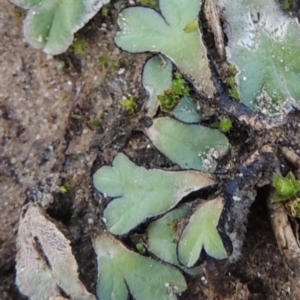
{"left": 144, "top": 117, "right": 229, "bottom": 172}
{"left": 93, "top": 234, "right": 187, "bottom": 300}
{"left": 115, "top": 0, "right": 215, "bottom": 97}
{"left": 10, "top": 0, "right": 110, "bottom": 55}
{"left": 172, "top": 96, "right": 201, "bottom": 124}
{"left": 93, "top": 153, "right": 217, "bottom": 235}
{"left": 142, "top": 56, "right": 173, "bottom": 116}
{"left": 142, "top": 57, "right": 172, "bottom": 92}
{"left": 178, "top": 197, "right": 228, "bottom": 267}
{"left": 147, "top": 204, "right": 202, "bottom": 275}
{"left": 217, "top": 0, "right": 300, "bottom": 120}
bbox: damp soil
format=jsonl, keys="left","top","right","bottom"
{"left": 1, "top": 0, "right": 300, "bottom": 299}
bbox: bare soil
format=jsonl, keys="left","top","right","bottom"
{"left": 1, "top": 0, "right": 300, "bottom": 299}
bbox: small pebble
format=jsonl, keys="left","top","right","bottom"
{"left": 233, "top": 196, "right": 241, "bottom": 201}
{"left": 118, "top": 68, "right": 125, "bottom": 75}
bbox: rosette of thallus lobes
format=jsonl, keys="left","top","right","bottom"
{"left": 216, "top": 0, "right": 300, "bottom": 121}
{"left": 92, "top": 1, "right": 231, "bottom": 299}
{"left": 116, "top": 0, "right": 300, "bottom": 121}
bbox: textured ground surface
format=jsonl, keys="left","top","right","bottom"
{"left": 0, "top": 0, "right": 299, "bottom": 299}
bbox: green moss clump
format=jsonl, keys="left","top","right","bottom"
{"left": 158, "top": 73, "right": 190, "bottom": 111}
{"left": 120, "top": 95, "right": 138, "bottom": 114}
{"left": 158, "top": 90, "right": 180, "bottom": 110}
{"left": 89, "top": 118, "right": 102, "bottom": 128}
{"left": 73, "top": 38, "right": 86, "bottom": 55}
{"left": 225, "top": 65, "right": 240, "bottom": 100}
{"left": 273, "top": 172, "right": 300, "bottom": 202}
{"left": 172, "top": 73, "right": 190, "bottom": 96}
{"left": 219, "top": 118, "right": 233, "bottom": 133}
{"left": 71, "top": 114, "right": 83, "bottom": 120}
{"left": 140, "top": 0, "right": 159, "bottom": 9}
{"left": 282, "top": 0, "right": 292, "bottom": 10}
{"left": 136, "top": 243, "right": 147, "bottom": 254}
{"left": 229, "top": 87, "right": 239, "bottom": 100}
{"left": 226, "top": 76, "right": 236, "bottom": 87}
{"left": 227, "top": 65, "right": 238, "bottom": 76}
{"left": 58, "top": 182, "right": 72, "bottom": 194}
{"left": 101, "top": 4, "right": 110, "bottom": 17}
{"left": 98, "top": 56, "right": 120, "bottom": 70}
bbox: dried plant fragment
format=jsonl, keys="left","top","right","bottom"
{"left": 204, "top": 0, "right": 225, "bottom": 60}
{"left": 268, "top": 196, "right": 300, "bottom": 296}
{"left": 16, "top": 203, "right": 96, "bottom": 300}
{"left": 281, "top": 146, "right": 300, "bottom": 187}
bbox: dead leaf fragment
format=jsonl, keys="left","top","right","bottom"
{"left": 16, "top": 203, "right": 96, "bottom": 300}
{"left": 268, "top": 196, "right": 300, "bottom": 297}
{"left": 204, "top": 0, "right": 225, "bottom": 60}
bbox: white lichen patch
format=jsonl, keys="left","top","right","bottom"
{"left": 254, "top": 87, "right": 292, "bottom": 120}
{"left": 197, "top": 145, "right": 227, "bottom": 172}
